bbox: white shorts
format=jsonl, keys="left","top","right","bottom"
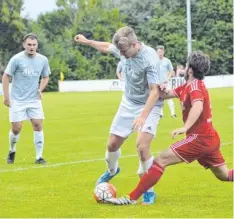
{"left": 110, "top": 96, "right": 161, "bottom": 138}
{"left": 9, "top": 100, "right": 45, "bottom": 122}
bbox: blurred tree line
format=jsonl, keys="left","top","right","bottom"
{"left": 0, "top": 0, "right": 233, "bottom": 91}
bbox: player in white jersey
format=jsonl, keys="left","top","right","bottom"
{"left": 2, "top": 33, "right": 51, "bottom": 164}
{"left": 75, "top": 26, "right": 165, "bottom": 204}
{"left": 156, "top": 45, "right": 177, "bottom": 118}
{"left": 116, "top": 60, "right": 125, "bottom": 91}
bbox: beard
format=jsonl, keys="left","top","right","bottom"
{"left": 184, "top": 71, "right": 189, "bottom": 81}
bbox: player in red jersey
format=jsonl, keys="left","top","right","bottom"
{"left": 106, "top": 51, "right": 233, "bottom": 205}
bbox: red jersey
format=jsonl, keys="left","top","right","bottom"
{"left": 173, "top": 79, "right": 215, "bottom": 135}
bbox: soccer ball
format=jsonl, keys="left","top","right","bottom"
{"left": 94, "top": 182, "right": 116, "bottom": 203}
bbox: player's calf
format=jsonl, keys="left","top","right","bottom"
{"left": 210, "top": 165, "right": 233, "bottom": 182}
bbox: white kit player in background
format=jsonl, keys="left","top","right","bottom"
{"left": 116, "top": 60, "right": 125, "bottom": 91}
{"left": 156, "top": 45, "right": 177, "bottom": 118}
{"left": 74, "top": 26, "right": 165, "bottom": 205}
{"left": 2, "top": 33, "right": 51, "bottom": 164}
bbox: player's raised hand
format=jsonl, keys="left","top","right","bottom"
{"left": 3, "top": 98, "right": 10, "bottom": 107}
{"left": 171, "top": 127, "right": 187, "bottom": 139}
{"left": 74, "top": 34, "right": 88, "bottom": 45}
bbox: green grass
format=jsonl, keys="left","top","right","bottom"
{"left": 0, "top": 87, "right": 233, "bottom": 218}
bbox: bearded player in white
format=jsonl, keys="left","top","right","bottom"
{"left": 2, "top": 33, "right": 51, "bottom": 164}
{"left": 75, "top": 27, "right": 166, "bottom": 204}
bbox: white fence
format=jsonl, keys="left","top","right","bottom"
{"left": 0, "top": 75, "right": 233, "bottom": 96}
{"left": 58, "top": 75, "right": 234, "bottom": 92}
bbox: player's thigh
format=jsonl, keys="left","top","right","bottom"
{"left": 197, "top": 147, "right": 225, "bottom": 169}
{"left": 9, "top": 101, "right": 28, "bottom": 122}
{"left": 136, "top": 132, "right": 154, "bottom": 148}
{"left": 110, "top": 100, "right": 136, "bottom": 138}
{"left": 27, "top": 100, "right": 45, "bottom": 120}
{"left": 210, "top": 164, "right": 229, "bottom": 181}
{"left": 140, "top": 105, "right": 161, "bottom": 137}
{"left": 170, "top": 134, "right": 203, "bottom": 163}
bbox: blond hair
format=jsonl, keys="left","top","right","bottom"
{"left": 112, "top": 26, "right": 137, "bottom": 50}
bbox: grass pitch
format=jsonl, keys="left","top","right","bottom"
{"left": 0, "top": 87, "right": 233, "bottom": 218}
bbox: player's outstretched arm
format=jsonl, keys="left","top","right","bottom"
{"left": 2, "top": 73, "right": 10, "bottom": 107}
{"left": 159, "top": 83, "right": 177, "bottom": 99}
{"left": 74, "top": 34, "right": 112, "bottom": 53}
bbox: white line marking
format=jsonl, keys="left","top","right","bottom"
{"left": 0, "top": 142, "right": 232, "bottom": 173}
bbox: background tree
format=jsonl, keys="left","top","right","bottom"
{"left": 0, "top": 0, "right": 25, "bottom": 74}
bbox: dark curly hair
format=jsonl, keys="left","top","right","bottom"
{"left": 187, "top": 51, "right": 210, "bottom": 80}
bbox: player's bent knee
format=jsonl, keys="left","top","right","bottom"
{"left": 32, "top": 123, "right": 42, "bottom": 131}
{"left": 107, "top": 141, "right": 121, "bottom": 152}
{"left": 107, "top": 135, "right": 124, "bottom": 152}
{"left": 154, "top": 152, "right": 170, "bottom": 168}
{"left": 12, "top": 128, "right": 21, "bottom": 135}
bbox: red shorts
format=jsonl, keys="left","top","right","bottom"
{"left": 170, "top": 132, "right": 225, "bottom": 168}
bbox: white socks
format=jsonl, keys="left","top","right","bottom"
{"left": 34, "top": 131, "right": 44, "bottom": 160}
{"left": 9, "top": 130, "right": 20, "bottom": 152}
{"left": 140, "top": 156, "right": 154, "bottom": 192}
{"left": 167, "top": 99, "right": 175, "bottom": 116}
{"left": 105, "top": 149, "right": 121, "bottom": 175}
{"left": 160, "top": 107, "right": 164, "bottom": 116}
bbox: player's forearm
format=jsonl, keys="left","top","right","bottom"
{"left": 86, "top": 40, "right": 112, "bottom": 53}
{"left": 2, "top": 73, "right": 10, "bottom": 100}
{"left": 116, "top": 72, "right": 122, "bottom": 80}
{"left": 184, "top": 101, "right": 203, "bottom": 131}
{"left": 159, "top": 90, "right": 177, "bottom": 99}
{"left": 39, "top": 76, "right": 49, "bottom": 92}
{"left": 140, "top": 86, "right": 160, "bottom": 119}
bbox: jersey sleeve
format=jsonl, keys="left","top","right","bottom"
{"left": 41, "top": 58, "right": 51, "bottom": 77}
{"left": 190, "top": 87, "right": 204, "bottom": 105}
{"left": 109, "top": 45, "right": 121, "bottom": 59}
{"left": 146, "top": 63, "right": 160, "bottom": 85}
{"left": 5, "top": 57, "right": 18, "bottom": 76}
{"left": 116, "top": 61, "right": 123, "bottom": 73}
{"left": 168, "top": 60, "right": 173, "bottom": 72}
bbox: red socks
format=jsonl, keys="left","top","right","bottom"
{"left": 129, "top": 162, "right": 164, "bottom": 200}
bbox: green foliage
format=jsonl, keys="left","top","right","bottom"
{"left": 191, "top": 0, "right": 233, "bottom": 75}
{"left": 0, "top": 0, "right": 26, "bottom": 74}
{"left": 0, "top": 0, "right": 232, "bottom": 90}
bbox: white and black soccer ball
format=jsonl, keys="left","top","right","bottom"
{"left": 94, "top": 182, "right": 116, "bottom": 203}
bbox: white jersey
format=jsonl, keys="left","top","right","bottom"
{"left": 5, "top": 51, "right": 51, "bottom": 102}
{"left": 109, "top": 43, "right": 164, "bottom": 106}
